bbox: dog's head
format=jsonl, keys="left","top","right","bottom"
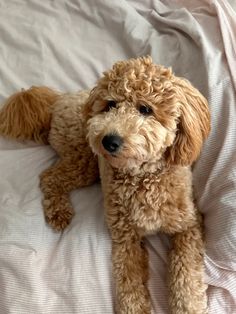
{"left": 83, "top": 56, "right": 210, "bottom": 170}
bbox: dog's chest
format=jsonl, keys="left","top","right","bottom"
{"left": 99, "top": 159, "right": 172, "bottom": 233}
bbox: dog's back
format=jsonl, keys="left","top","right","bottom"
{"left": 48, "top": 90, "right": 91, "bottom": 154}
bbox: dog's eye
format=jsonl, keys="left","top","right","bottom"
{"left": 105, "top": 100, "right": 117, "bottom": 111}
{"left": 139, "top": 104, "right": 153, "bottom": 116}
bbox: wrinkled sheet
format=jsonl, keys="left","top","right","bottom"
{"left": 0, "top": 0, "right": 236, "bottom": 313}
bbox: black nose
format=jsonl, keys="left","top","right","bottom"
{"left": 102, "top": 134, "right": 123, "bottom": 153}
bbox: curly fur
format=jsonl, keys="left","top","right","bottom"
{"left": 0, "top": 86, "right": 60, "bottom": 143}
{"left": 0, "top": 56, "right": 210, "bottom": 313}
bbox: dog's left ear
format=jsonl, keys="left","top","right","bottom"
{"left": 81, "top": 87, "right": 97, "bottom": 122}
{"left": 166, "top": 77, "right": 210, "bottom": 166}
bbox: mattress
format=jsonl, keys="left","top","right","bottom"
{"left": 0, "top": 0, "right": 236, "bottom": 313}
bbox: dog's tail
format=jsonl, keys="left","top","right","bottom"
{"left": 0, "top": 86, "right": 60, "bottom": 144}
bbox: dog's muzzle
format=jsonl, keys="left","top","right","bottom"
{"left": 102, "top": 134, "right": 123, "bottom": 153}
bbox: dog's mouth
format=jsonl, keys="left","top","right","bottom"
{"left": 91, "top": 133, "right": 147, "bottom": 168}
{"left": 102, "top": 151, "right": 120, "bottom": 162}
{"left": 101, "top": 149, "right": 145, "bottom": 169}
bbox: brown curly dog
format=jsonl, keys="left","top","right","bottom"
{"left": 0, "top": 56, "right": 210, "bottom": 314}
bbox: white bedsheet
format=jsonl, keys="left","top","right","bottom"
{"left": 0, "top": 1, "right": 236, "bottom": 313}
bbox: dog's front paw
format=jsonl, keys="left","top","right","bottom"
{"left": 117, "top": 290, "right": 151, "bottom": 314}
{"left": 43, "top": 197, "right": 74, "bottom": 231}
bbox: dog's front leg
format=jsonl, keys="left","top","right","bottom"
{"left": 168, "top": 222, "right": 208, "bottom": 314}
{"left": 111, "top": 230, "right": 151, "bottom": 314}
{"left": 40, "top": 154, "right": 98, "bottom": 231}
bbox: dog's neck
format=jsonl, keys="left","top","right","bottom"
{"left": 109, "top": 158, "right": 167, "bottom": 178}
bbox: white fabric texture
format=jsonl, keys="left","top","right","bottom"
{"left": 0, "top": 0, "right": 235, "bottom": 313}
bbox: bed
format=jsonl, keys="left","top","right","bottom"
{"left": 0, "top": 0, "right": 235, "bottom": 313}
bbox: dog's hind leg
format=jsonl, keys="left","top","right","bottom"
{"left": 40, "top": 152, "right": 98, "bottom": 231}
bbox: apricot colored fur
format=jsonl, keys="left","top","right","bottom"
{"left": 0, "top": 86, "right": 60, "bottom": 144}
{"left": 0, "top": 56, "right": 210, "bottom": 313}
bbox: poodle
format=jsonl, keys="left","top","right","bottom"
{"left": 0, "top": 56, "right": 210, "bottom": 314}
